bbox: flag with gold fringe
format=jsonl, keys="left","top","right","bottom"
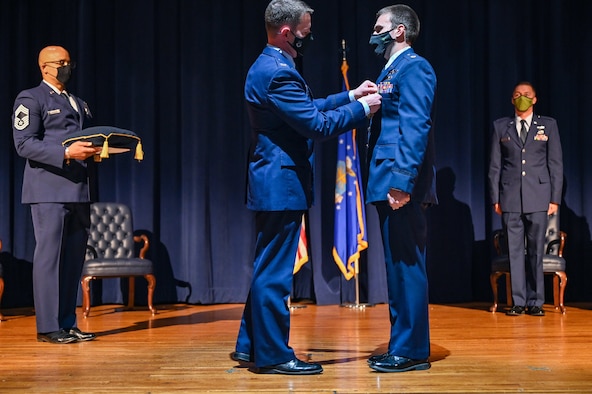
{"left": 332, "top": 52, "right": 368, "bottom": 280}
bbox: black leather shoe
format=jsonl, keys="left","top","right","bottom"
{"left": 258, "top": 358, "right": 323, "bottom": 375}
{"left": 37, "top": 329, "right": 78, "bottom": 344}
{"left": 367, "top": 352, "right": 389, "bottom": 364}
{"left": 369, "top": 355, "right": 430, "bottom": 373}
{"left": 506, "top": 305, "right": 526, "bottom": 316}
{"left": 68, "top": 327, "right": 96, "bottom": 342}
{"left": 526, "top": 306, "right": 545, "bottom": 316}
{"left": 230, "top": 351, "right": 251, "bottom": 363}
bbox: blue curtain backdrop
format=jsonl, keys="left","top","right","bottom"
{"left": 1, "top": 0, "right": 591, "bottom": 308}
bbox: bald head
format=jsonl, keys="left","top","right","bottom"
{"left": 39, "top": 46, "right": 72, "bottom": 89}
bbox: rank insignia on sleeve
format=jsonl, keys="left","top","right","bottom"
{"left": 14, "top": 104, "right": 29, "bottom": 130}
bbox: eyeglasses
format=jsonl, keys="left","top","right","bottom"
{"left": 44, "top": 60, "right": 76, "bottom": 69}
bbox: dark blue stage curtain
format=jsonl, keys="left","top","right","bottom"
{"left": 1, "top": 0, "right": 591, "bottom": 308}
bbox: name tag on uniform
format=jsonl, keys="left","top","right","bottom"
{"left": 48, "top": 109, "right": 61, "bottom": 115}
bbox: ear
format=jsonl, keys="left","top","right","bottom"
{"left": 394, "top": 24, "right": 406, "bottom": 42}
{"left": 532, "top": 96, "right": 538, "bottom": 105}
{"left": 279, "top": 26, "right": 291, "bottom": 38}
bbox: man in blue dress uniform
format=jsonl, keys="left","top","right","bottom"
{"left": 12, "top": 45, "right": 99, "bottom": 344}
{"left": 231, "top": 0, "right": 381, "bottom": 375}
{"left": 488, "top": 81, "right": 563, "bottom": 317}
{"left": 366, "top": 4, "right": 437, "bottom": 373}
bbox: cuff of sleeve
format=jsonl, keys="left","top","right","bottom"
{"left": 348, "top": 90, "right": 356, "bottom": 102}
{"left": 357, "top": 99, "right": 370, "bottom": 116}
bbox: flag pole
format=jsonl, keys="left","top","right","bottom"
{"left": 338, "top": 39, "right": 372, "bottom": 310}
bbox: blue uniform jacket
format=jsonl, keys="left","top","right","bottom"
{"left": 12, "top": 82, "right": 93, "bottom": 203}
{"left": 245, "top": 46, "right": 368, "bottom": 211}
{"left": 488, "top": 114, "right": 563, "bottom": 213}
{"left": 366, "top": 48, "right": 437, "bottom": 205}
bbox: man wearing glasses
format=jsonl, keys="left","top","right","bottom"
{"left": 12, "top": 46, "right": 99, "bottom": 344}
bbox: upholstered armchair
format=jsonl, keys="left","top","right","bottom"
{"left": 81, "top": 202, "right": 156, "bottom": 317}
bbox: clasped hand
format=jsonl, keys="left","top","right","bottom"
{"left": 387, "top": 189, "right": 411, "bottom": 210}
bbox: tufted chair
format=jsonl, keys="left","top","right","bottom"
{"left": 81, "top": 202, "right": 156, "bottom": 317}
{"left": 489, "top": 212, "right": 567, "bottom": 314}
{"left": 0, "top": 238, "right": 4, "bottom": 320}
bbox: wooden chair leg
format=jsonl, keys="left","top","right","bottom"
{"left": 505, "top": 273, "right": 513, "bottom": 307}
{"left": 556, "top": 271, "right": 567, "bottom": 314}
{"left": 552, "top": 274, "right": 560, "bottom": 311}
{"left": 145, "top": 274, "right": 157, "bottom": 315}
{"left": 0, "top": 276, "right": 4, "bottom": 321}
{"left": 81, "top": 276, "right": 93, "bottom": 318}
{"left": 490, "top": 272, "right": 502, "bottom": 312}
{"left": 126, "top": 277, "right": 136, "bottom": 310}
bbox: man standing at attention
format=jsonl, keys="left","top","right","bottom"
{"left": 366, "top": 4, "right": 437, "bottom": 373}
{"left": 232, "top": 0, "right": 381, "bottom": 375}
{"left": 488, "top": 81, "right": 563, "bottom": 317}
{"left": 12, "top": 45, "right": 98, "bottom": 344}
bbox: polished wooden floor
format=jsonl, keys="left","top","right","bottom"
{"left": 1, "top": 301, "right": 591, "bottom": 393}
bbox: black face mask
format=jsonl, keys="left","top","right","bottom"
{"left": 56, "top": 64, "right": 73, "bottom": 85}
{"left": 289, "top": 31, "right": 314, "bottom": 57}
{"left": 369, "top": 28, "right": 395, "bottom": 57}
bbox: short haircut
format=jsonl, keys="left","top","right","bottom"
{"left": 265, "top": 0, "right": 314, "bottom": 34}
{"left": 376, "top": 4, "right": 420, "bottom": 45}
{"left": 513, "top": 81, "right": 536, "bottom": 96}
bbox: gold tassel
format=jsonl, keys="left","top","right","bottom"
{"left": 135, "top": 140, "right": 144, "bottom": 161}
{"left": 100, "top": 139, "right": 110, "bottom": 159}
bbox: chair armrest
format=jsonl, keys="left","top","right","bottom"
{"left": 545, "top": 231, "right": 567, "bottom": 257}
{"left": 133, "top": 234, "right": 150, "bottom": 259}
{"left": 86, "top": 245, "right": 98, "bottom": 259}
{"left": 492, "top": 229, "right": 504, "bottom": 255}
{"left": 557, "top": 231, "right": 567, "bottom": 257}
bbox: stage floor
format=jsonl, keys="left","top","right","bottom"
{"left": 0, "top": 302, "right": 591, "bottom": 393}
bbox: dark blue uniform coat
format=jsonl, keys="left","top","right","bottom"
{"left": 488, "top": 114, "right": 563, "bottom": 307}
{"left": 236, "top": 46, "right": 369, "bottom": 367}
{"left": 366, "top": 48, "right": 437, "bottom": 361}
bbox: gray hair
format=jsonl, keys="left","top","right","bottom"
{"left": 377, "top": 4, "right": 420, "bottom": 45}
{"left": 265, "top": 0, "right": 314, "bottom": 33}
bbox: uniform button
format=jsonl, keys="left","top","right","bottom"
{"left": 522, "top": 159, "right": 526, "bottom": 164}
{"left": 522, "top": 148, "right": 526, "bottom": 153}
{"left": 522, "top": 171, "right": 526, "bottom": 176}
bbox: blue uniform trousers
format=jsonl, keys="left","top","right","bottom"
{"left": 30, "top": 202, "right": 89, "bottom": 333}
{"left": 235, "top": 210, "right": 303, "bottom": 367}
{"left": 376, "top": 201, "right": 430, "bottom": 360}
{"left": 502, "top": 211, "right": 547, "bottom": 307}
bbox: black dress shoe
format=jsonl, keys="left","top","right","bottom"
{"left": 37, "top": 329, "right": 78, "bottom": 344}
{"left": 369, "top": 355, "right": 430, "bottom": 373}
{"left": 230, "top": 351, "right": 251, "bottom": 363}
{"left": 68, "top": 327, "right": 96, "bottom": 341}
{"left": 367, "top": 352, "right": 389, "bottom": 364}
{"left": 258, "top": 358, "right": 323, "bottom": 375}
{"left": 506, "top": 305, "right": 526, "bottom": 316}
{"left": 526, "top": 306, "right": 545, "bottom": 316}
